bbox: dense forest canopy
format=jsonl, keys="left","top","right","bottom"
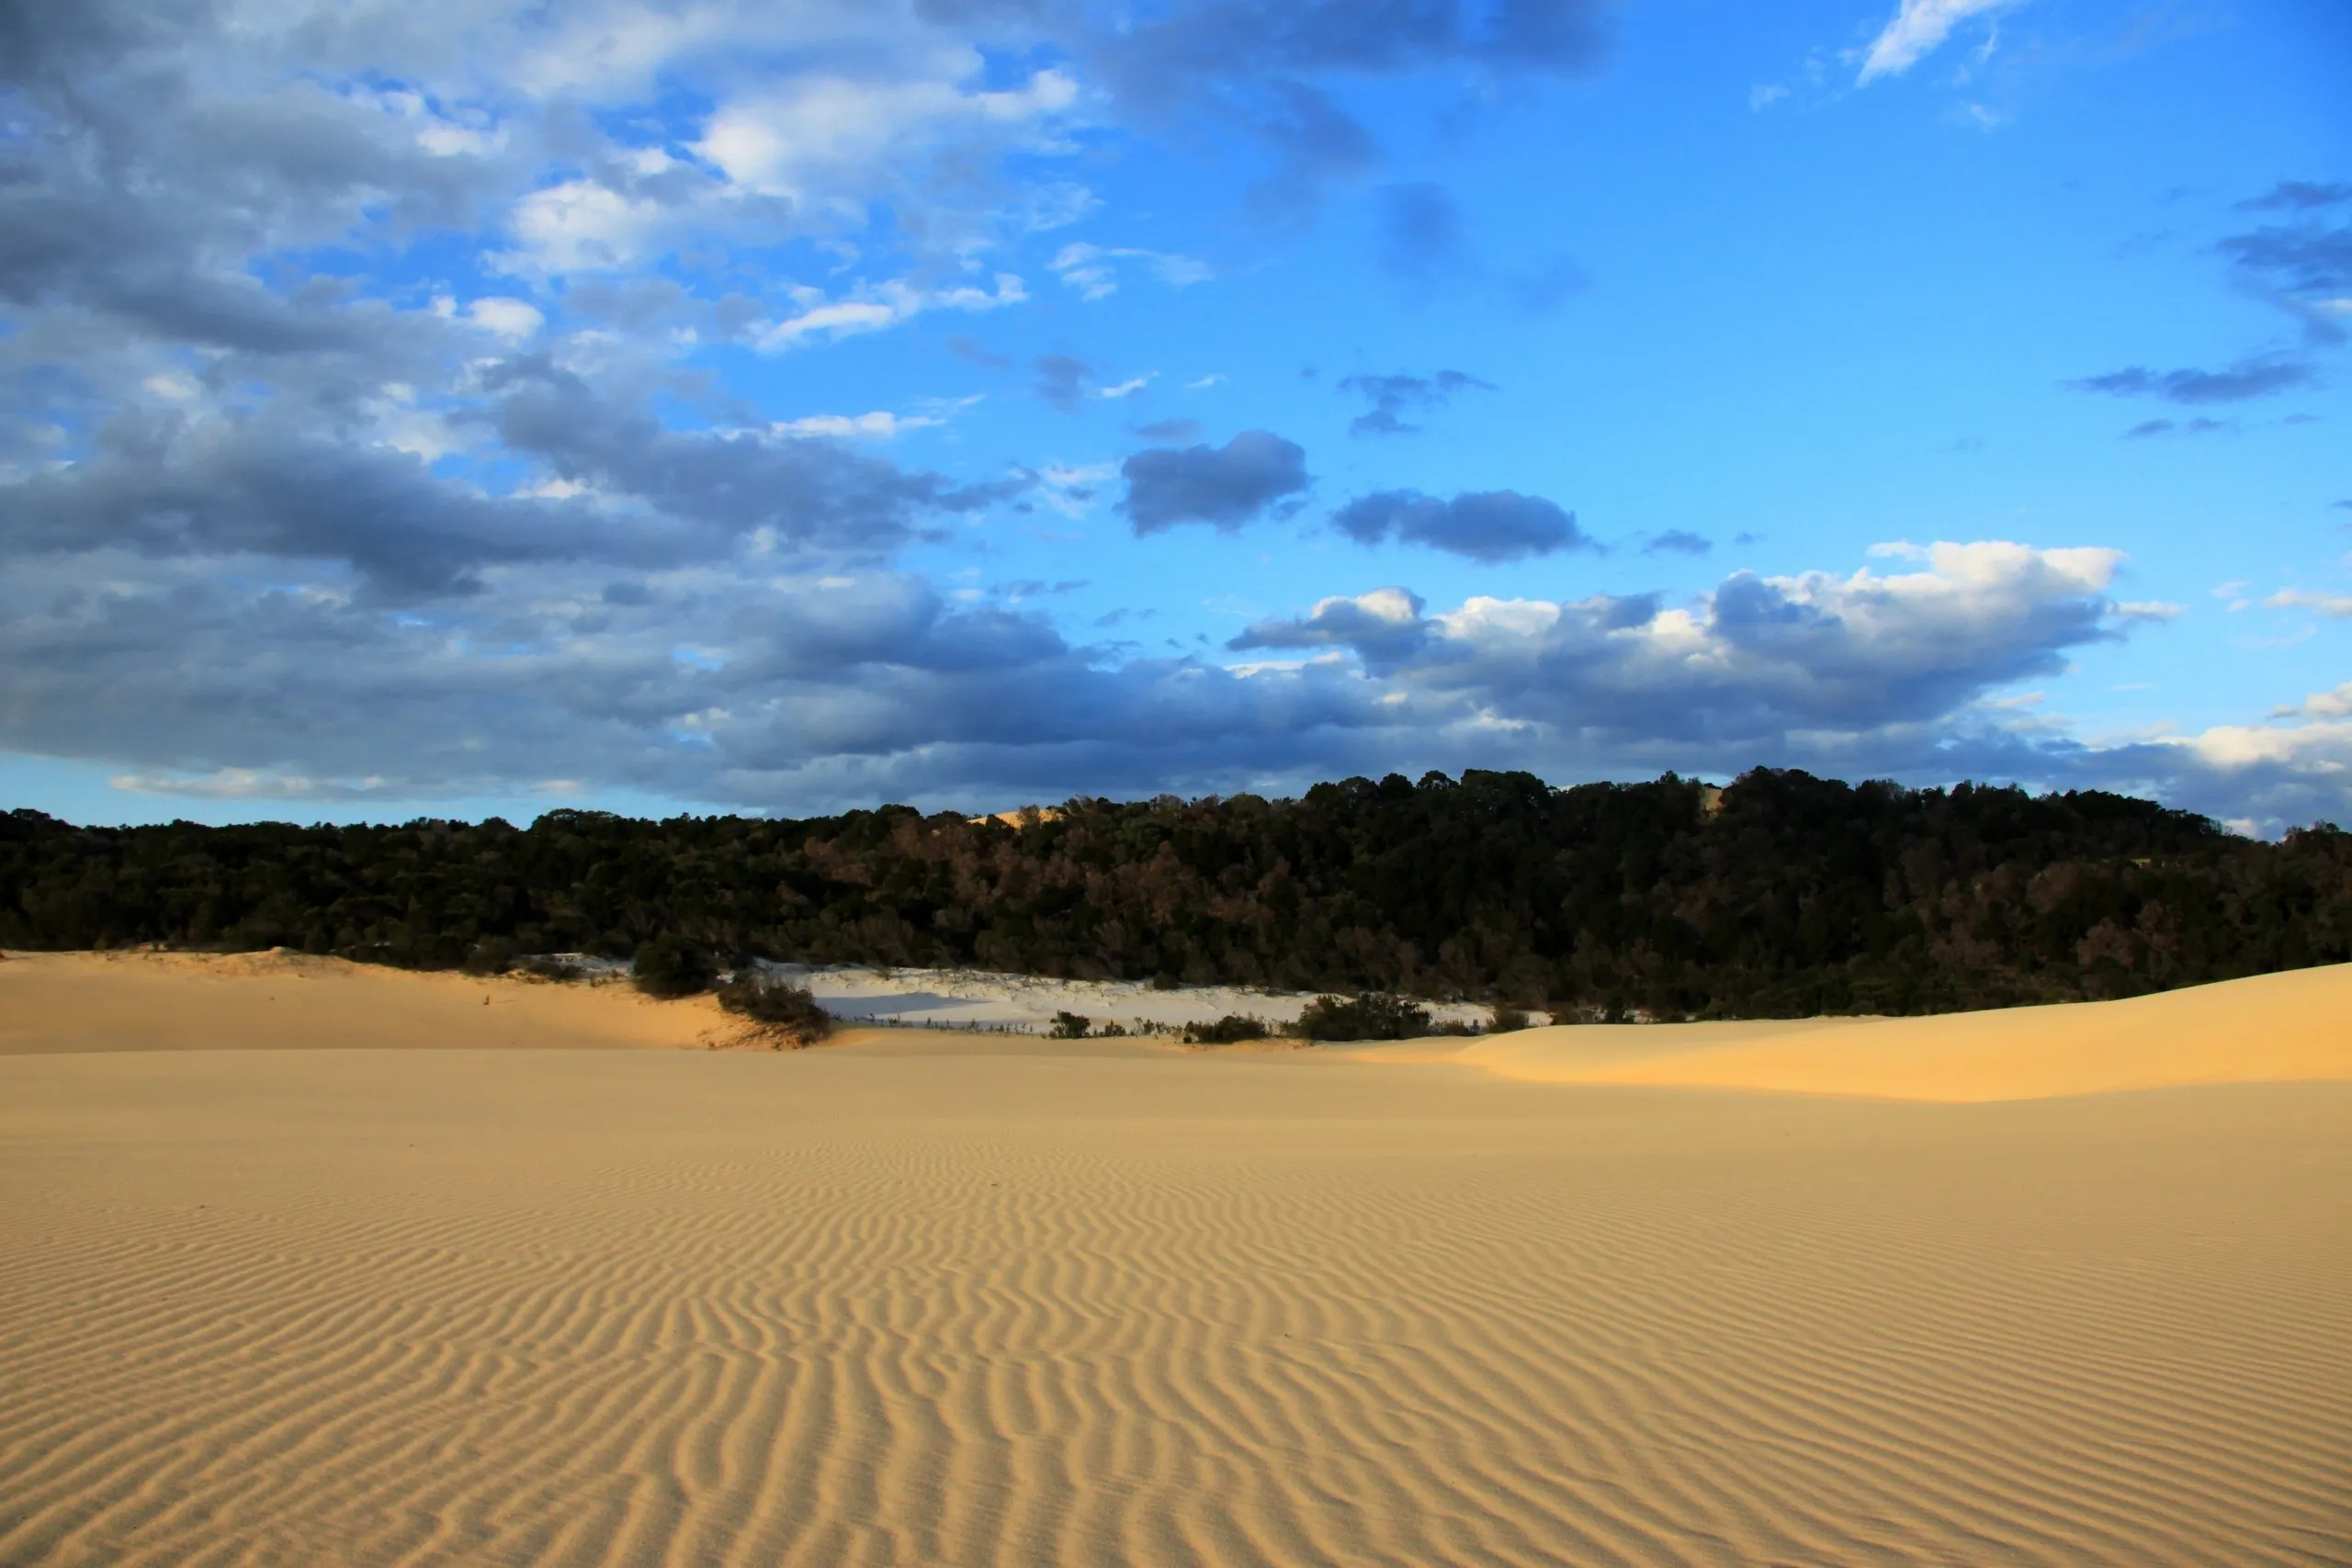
{"left": 4, "top": 769, "right": 2347, "bottom": 1019}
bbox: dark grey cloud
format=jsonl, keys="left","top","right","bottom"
{"left": 1645, "top": 530, "right": 1712, "bottom": 556}
{"left": 2220, "top": 224, "right": 2352, "bottom": 299}
{"left": 1121, "top": 431, "right": 1311, "bottom": 533}
{"left": 1339, "top": 368, "right": 1496, "bottom": 436}
{"left": 1508, "top": 256, "right": 1590, "bottom": 314}
{"left": 2122, "top": 417, "right": 2230, "bottom": 439}
{"left": 0, "top": 6, "right": 503, "bottom": 362}
{"left": 0, "top": 367, "right": 1020, "bottom": 601}
{"left": 1227, "top": 587, "right": 1432, "bottom": 669}
{"left": 486, "top": 362, "right": 1023, "bottom": 549}
{"left": 1377, "top": 182, "right": 1465, "bottom": 283}
{"left": 1331, "top": 489, "right": 1589, "bottom": 561}
{"left": 945, "top": 334, "right": 1012, "bottom": 369}
{"left": 1075, "top": 0, "right": 1611, "bottom": 117}
{"left": 2235, "top": 181, "right": 2352, "bottom": 212}
{"left": 1131, "top": 417, "right": 1204, "bottom": 443}
{"left": 959, "top": 1, "right": 1615, "bottom": 220}
{"left": 0, "top": 412, "right": 606, "bottom": 598}
{"left": 1032, "top": 353, "right": 1093, "bottom": 412}
{"left": 2217, "top": 184, "right": 2352, "bottom": 344}
{"left": 2071, "top": 362, "right": 2314, "bottom": 403}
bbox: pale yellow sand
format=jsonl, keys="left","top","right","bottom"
{"left": 2, "top": 957, "right": 2348, "bottom": 1566}
{"left": 1407, "top": 962, "right": 2352, "bottom": 1101}
{"left": 0, "top": 950, "right": 734, "bottom": 1055}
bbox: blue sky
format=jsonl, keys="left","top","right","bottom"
{"left": 2, "top": 0, "right": 2347, "bottom": 829}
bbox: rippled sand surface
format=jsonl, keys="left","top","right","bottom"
{"left": 2, "top": 966, "right": 2348, "bottom": 1566}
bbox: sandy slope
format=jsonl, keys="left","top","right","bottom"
{"left": 2, "top": 959, "right": 2348, "bottom": 1567}
{"left": 0, "top": 950, "right": 736, "bottom": 1055}
{"left": 1408, "top": 962, "right": 2352, "bottom": 1101}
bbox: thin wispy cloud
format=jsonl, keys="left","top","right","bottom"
{"left": 1858, "top": 0, "right": 2024, "bottom": 84}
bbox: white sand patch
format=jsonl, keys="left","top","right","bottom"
{"left": 763, "top": 962, "right": 1499, "bottom": 1034}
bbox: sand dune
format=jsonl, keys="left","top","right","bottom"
{"left": 2, "top": 956, "right": 2348, "bottom": 1566}
{"left": 0, "top": 950, "right": 737, "bottom": 1055}
{"left": 1410, "top": 962, "right": 2352, "bottom": 1101}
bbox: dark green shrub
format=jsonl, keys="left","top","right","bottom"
{"left": 715, "top": 974, "right": 832, "bottom": 1043}
{"left": 1297, "top": 992, "right": 1431, "bottom": 1041}
{"left": 1049, "top": 1010, "right": 1091, "bottom": 1038}
{"left": 633, "top": 935, "right": 716, "bottom": 998}
{"left": 520, "top": 954, "right": 586, "bottom": 982}
{"left": 1181, "top": 1013, "right": 1271, "bottom": 1044}
{"left": 1488, "top": 1004, "right": 1532, "bottom": 1033}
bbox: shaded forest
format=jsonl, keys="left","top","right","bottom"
{"left": 4, "top": 768, "right": 2347, "bottom": 1019}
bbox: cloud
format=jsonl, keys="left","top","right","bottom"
{"left": 2220, "top": 224, "right": 2352, "bottom": 298}
{"left": 1645, "top": 530, "right": 1713, "bottom": 556}
{"left": 2235, "top": 181, "right": 2352, "bottom": 212}
{"left": 695, "top": 64, "right": 1079, "bottom": 206}
{"left": 484, "top": 363, "right": 1020, "bottom": 552}
{"left": 1377, "top": 182, "right": 1466, "bottom": 282}
{"left": 754, "top": 273, "right": 1028, "bottom": 352}
{"left": 771, "top": 411, "right": 942, "bottom": 440}
{"left": 1033, "top": 354, "right": 1095, "bottom": 413}
{"left": 1120, "top": 431, "right": 1311, "bottom": 533}
{"left": 2072, "top": 362, "right": 2315, "bottom": 403}
{"left": 944, "top": 334, "right": 1012, "bottom": 369}
{"left": 1130, "top": 417, "right": 1203, "bottom": 443}
{"left": 2122, "top": 417, "right": 2232, "bottom": 438}
{"left": 2217, "top": 193, "right": 2352, "bottom": 344}
{"left": 1331, "top": 490, "right": 1590, "bottom": 562}
{"left": 1224, "top": 587, "right": 1433, "bottom": 666}
{"left": 1071, "top": 1, "right": 1613, "bottom": 209}
{"left": 1235, "top": 541, "right": 2132, "bottom": 747}
{"left": 1049, "top": 243, "right": 1213, "bottom": 300}
{"left": 1857, "top": 0, "right": 2022, "bottom": 84}
{"left": 2265, "top": 589, "right": 2352, "bottom": 618}
{"left": 10, "top": 524, "right": 2336, "bottom": 825}
{"left": 1338, "top": 369, "right": 1497, "bottom": 436}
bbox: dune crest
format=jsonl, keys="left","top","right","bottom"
{"left": 1414, "top": 963, "right": 2352, "bottom": 1101}
{"left": 0, "top": 949, "right": 733, "bottom": 1055}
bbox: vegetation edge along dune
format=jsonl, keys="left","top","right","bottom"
{"left": 6, "top": 767, "right": 2347, "bottom": 1022}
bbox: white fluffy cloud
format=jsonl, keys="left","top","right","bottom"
{"left": 1857, "top": 0, "right": 2022, "bottom": 83}
{"left": 698, "top": 61, "right": 1080, "bottom": 209}
{"left": 1239, "top": 541, "right": 2131, "bottom": 741}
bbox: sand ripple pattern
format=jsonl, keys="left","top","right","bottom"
{"left": 3, "top": 1051, "right": 2348, "bottom": 1567}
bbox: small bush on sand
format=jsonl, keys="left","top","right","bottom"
{"left": 633, "top": 935, "right": 717, "bottom": 998}
{"left": 1181, "top": 1013, "right": 1270, "bottom": 1045}
{"left": 716, "top": 974, "right": 832, "bottom": 1043}
{"left": 520, "top": 954, "right": 586, "bottom": 982}
{"left": 1049, "top": 1010, "right": 1091, "bottom": 1039}
{"left": 1296, "top": 992, "right": 1431, "bottom": 1042}
{"left": 1487, "top": 1004, "right": 1532, "bottom": 1033}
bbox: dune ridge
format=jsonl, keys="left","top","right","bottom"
{"left": 1413, "top": 962, "right": 2352, "bottom": 1101}
{"left": 0, "top": 950, "right": 738, "bottom": 1055}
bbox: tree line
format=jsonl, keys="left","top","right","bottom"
{"left": 4, "top": 768, "right": 2346, "bottom": 1019}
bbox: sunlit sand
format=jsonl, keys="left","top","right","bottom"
{"left": 2, "top": 953, "right": 2346, "bottom": 1565}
